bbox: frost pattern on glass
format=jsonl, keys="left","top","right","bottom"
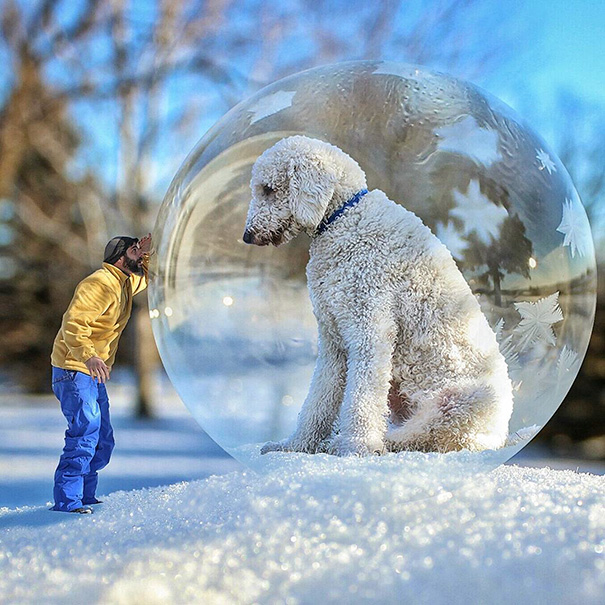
{"left": 248, "top": 90, "right": 297, "bottom": 125}
{"left": 513, "top": 292, "right": 564, "bottom": 351}
{"left": 450, "top": 179, "right": 509, "bottom": 245}
{"left": 436, "top": 222, "right": 467, "bottom": 260}
{"left": 435, "top": 116, "right": 501, "bottom": 166}
{"left": 536, "top": 148, "right": 557, "bottom": 174}
{"left": 557, "top": 196, "right": 593, "bottom": 258}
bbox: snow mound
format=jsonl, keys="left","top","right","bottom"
{"left": 233, "top": 433, "right": 537, "bottom": 498}
{"left": 1, "top": 461, "right": 603, "bottom": 604}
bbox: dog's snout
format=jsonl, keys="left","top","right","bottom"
{"left": 243, "top": 229, "right": 253, "bottom": 244}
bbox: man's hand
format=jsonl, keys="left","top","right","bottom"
{"left": 138, "top": 233, "right": 152, "bottom": 254}
{"left": 85, "top": 356, "right": 111, "bottom": 383}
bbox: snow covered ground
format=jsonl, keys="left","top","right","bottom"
{"left": 0, "top": 389, "right": 242, "bottom": 510}
{"left": 0, "top": 384, "right": 603, "bottom": 603}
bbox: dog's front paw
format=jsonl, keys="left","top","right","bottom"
{"left": 315, "top": 437, "right": 333, "bottom": 454}
{"left": 260, "top": 437, "right": 318, "bottom": 455}
{"left": 260, "top": 440, "right": 289, "bottom": 455}
{"left": 327, "top": 435, "right": 385, "bottom": 457}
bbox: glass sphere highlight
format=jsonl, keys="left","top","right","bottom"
{"left": 149, "top": 61, "right": 596, "bottom": 484}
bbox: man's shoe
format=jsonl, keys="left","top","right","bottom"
{"left": 70, "top": 506, "right": 94, "bottom": 514}
{"left": 83, "top": 499, "right": 103, "bottom": 505}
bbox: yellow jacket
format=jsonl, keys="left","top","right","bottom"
{"left": 51, "top": 258, "right": 149, "bottom": 374}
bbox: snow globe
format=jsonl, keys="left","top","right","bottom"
{"left": 149, "top": 61, "right": 596, "bottom": 497}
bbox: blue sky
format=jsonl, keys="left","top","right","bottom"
{"left": 490, "top": 0, "right": 605, "bottom": 121}
{"left": 11, "top": 0, "right": 601, "bottom": 207}
{"left": 174, "top": 0, "right": 605, "bottom": 180}
{"left": 532, "top": 0, "right": 605, "bottom": 106}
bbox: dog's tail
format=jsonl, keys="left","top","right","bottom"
{"left": 385, "top": 383, "right": 512, "bottom": 453}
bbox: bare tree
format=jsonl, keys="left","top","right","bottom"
{"left": 0, "top": 0, "right": 530, "bottom": 410}
{"left": 0, "top": 0, "right": 242, "bottom": 404}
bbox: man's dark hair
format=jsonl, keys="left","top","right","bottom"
{"left": 103, "top": 236, "right": 138, "bottom": 265}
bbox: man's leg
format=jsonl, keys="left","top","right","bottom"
{"left": 83, "top": 382, "right": 115, "bottom": 504}
{"left": 51, "top": 369, "right": 101, "bottom": 512}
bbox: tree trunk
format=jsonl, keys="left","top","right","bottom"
{"left": 134, "top": 303, "right": 160, "bottom": 418}
{"left": 491, "top": 266, "right": 503, "bottom": 307}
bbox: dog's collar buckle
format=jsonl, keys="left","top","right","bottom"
{"left": 316, "top": 189, "right": 368, "bottom": 236}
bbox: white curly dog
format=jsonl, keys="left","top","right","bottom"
{"left": 243, "top": 135, "right": 513, "bottom": 456}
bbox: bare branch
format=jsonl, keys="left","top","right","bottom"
{"left": 37, "top": 0, "right": 105, "bottom": 60}
{"left": 0, "top": 0, "right": 26, "bottom": 50}
{"left": 362, "top": 0, "right": 400, "bottom": 59}
{"left": 15, "top": 190, "right": 88, "bottom": 263}
{"left": 25, "top": 0, "right": 55, "bottom": 39}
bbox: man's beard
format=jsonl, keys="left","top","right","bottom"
{"left": 124, "top": 256, "right": 144, "bottom": 275}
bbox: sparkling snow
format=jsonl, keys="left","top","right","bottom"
{"left": 0, "top": 392, "right": 603, "bottom": 604}
{"left": 1, "top": 461, "right": 603, "bottom": 604}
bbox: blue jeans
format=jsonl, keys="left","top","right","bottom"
{"left": 51, "top": 367, "right": 115, "bottom": 511}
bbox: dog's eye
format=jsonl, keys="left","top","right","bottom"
{"left": 262, "top": 184, "right": 275, "bottom": 196}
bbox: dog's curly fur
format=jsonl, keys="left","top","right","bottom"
{"left": 244, "top": 135, "right": 513, "bottom": 456}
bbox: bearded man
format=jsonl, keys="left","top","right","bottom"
{"left": 50, "top": 234, "right": 152, "bottom": 513}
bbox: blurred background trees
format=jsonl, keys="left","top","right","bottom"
{"left": 0, "top": 0, "right": 601, "bottom": 458}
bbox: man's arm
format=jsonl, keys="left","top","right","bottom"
{"left": 61, "top": 279, "right": 112, "bottom": 364}
{"left": 85, "top": 356, "right": 111, "bottom": 383}
{"left": 131, "top": 233, "right": 153, "bottom": 296}
{"left": 62, "top": 279, "right": 114, "bottom": 382}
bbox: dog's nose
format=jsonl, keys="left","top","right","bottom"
{"left": 242, "top": 229, "right": 253, "bottom": 244}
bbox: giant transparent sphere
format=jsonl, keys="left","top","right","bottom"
{"left": 150, "top": 61, "right": 596, "bottom": 490}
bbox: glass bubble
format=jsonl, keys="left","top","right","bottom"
{"left": 149, "top": 61, "right": 596, "bottom": 491}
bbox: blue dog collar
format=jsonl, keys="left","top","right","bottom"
{"left": 316, "top": 189, "right": 369, "bottom": 236}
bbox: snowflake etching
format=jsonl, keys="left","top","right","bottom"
{"left": 436, "top": 222, "right": 467, "bottom": 260}
{"left": 495, "top": 318, "right": 520, "bottom": 373}
{"left": 557, "top": 196, "right": 593, "bottom": 258}
{"left": 556, "top": 345, "right": 581, "bottom": 390}
{"left": 248, "top": 90, "right": 296, "bottom": 124}
{"left": 556, "top": 345, "right": 582, "bottom": 398}
{"left": 536, "top": 148, "right": 557, "bottom": 174}
{"left": 434, "top": 116, "right": 501, "bottom": 166}
{"left": 450, "top": 179, "right": 509, "bottom": 245}
{"left": 513, "top": 292, "right": 564, "bottom": 352}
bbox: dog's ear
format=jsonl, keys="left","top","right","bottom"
{"left": 288, "top": 158, "right": 336, "bottom": 230}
